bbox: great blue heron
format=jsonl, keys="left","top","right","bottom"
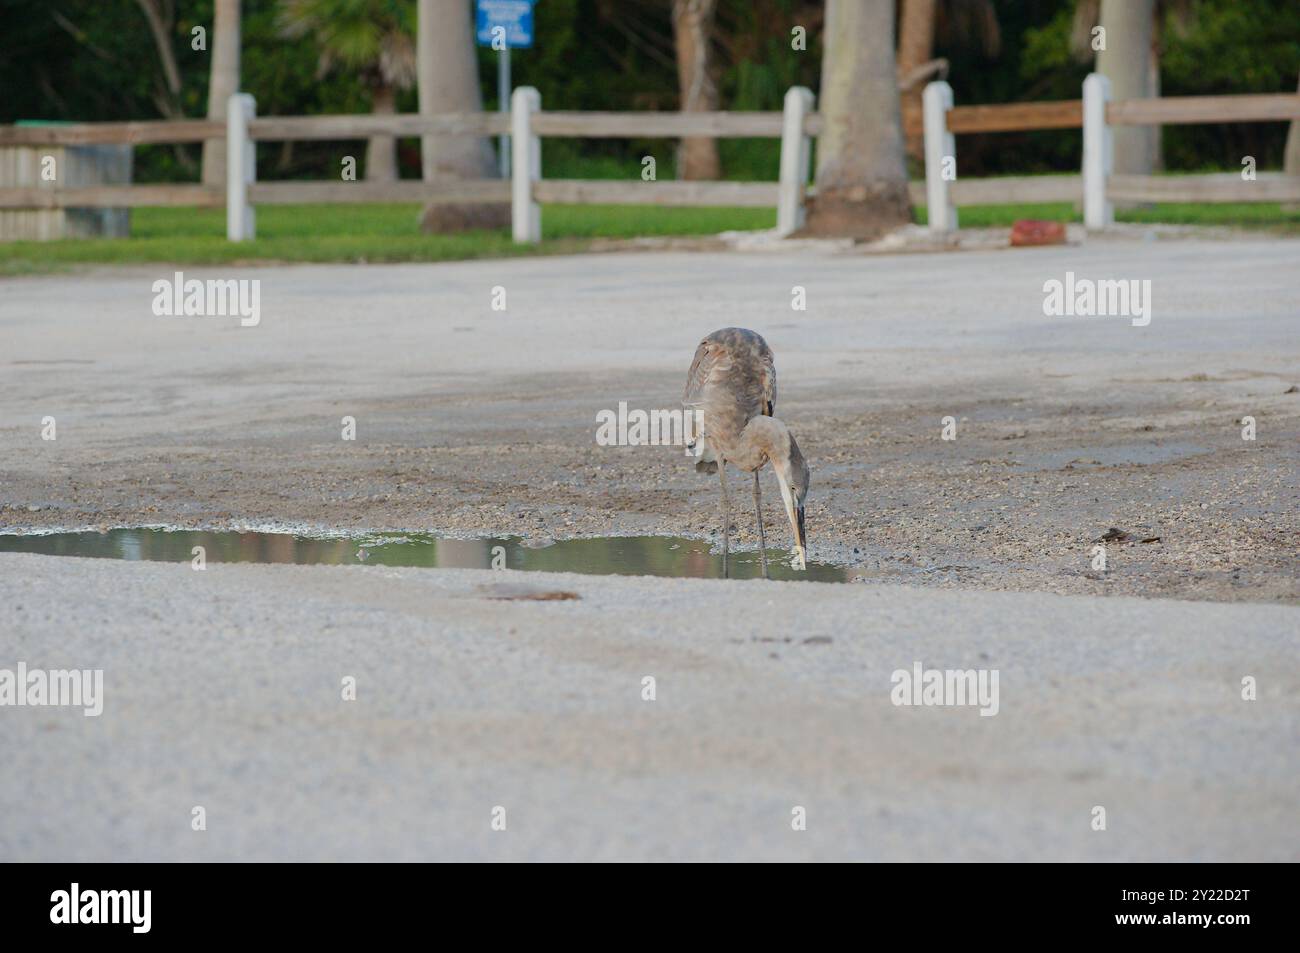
{"left": 684, "top": 327, "right": 809, "bottom": 577}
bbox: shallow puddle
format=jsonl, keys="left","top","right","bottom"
{"left": 0, "top": 528, "right": 850, "bottom": 583}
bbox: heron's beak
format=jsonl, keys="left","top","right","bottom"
{"left": 788, "top": 501, "right": 807, "bottom": 571}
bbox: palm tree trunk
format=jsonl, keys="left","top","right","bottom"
{"left": 1148, "top": 20, "right": 1163, "bottom": 172}
{"left": 672, "top": 0, "right": 720, "bottom": 181}
{"left": 417, "top": 0, "right": 492, "bottom": 179}
{"left": 896, "top": 0, "right": 936, "bottom": 162}
{"left": 1096, "top": 0, "right": 1158, "bottom": 176}
{"left": 366, "top": 84, "right": 399, "bottom": 183}
{"left": 1284, "top": 74, "right": 1300, "bottom": 212}
{"left": 202, "top": 0, "right": 241, "bottom": 188}
{"left": 416, "top": 0, "right": 507, "bottom": 231}
{"left": 803, "top": 0, "right": 911, "bottom": 239}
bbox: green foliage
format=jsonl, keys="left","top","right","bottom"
{"left": 278, "top": 0, "right": 417, "bottom": 85}
{"left": 0, "top": 0, "right": 1295, "bottom": 184}
{"left": 1016, "top": 0, "right": 1300, "bottom": 172}
{"left": 1159, "top": 0, "right": 1300, "bottom": 169}
{"left": 0, "top": 1, "right": 376, "bottom": 181}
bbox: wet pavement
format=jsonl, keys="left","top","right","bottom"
{"left": 0, "top": 528, "right": 850, "bottom": 582}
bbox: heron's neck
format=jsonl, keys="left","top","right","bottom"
{"left": 727, "top": 416, "right": 788, "bottom": 471}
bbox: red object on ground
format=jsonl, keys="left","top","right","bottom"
{"left": 1010, "top": 219, "right": 1067, "bottom": 246}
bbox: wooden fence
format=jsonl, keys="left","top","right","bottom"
{"left": 0, "top": 89, "right": 821, "bottom": 243}
{"left": 0, "top": 112, "right": 515, "bottom": 217}
{"left": 4, "top": 77, "right": 1300, "bottom": 242}
{"left": 505, "top": 85, "right": 817, "bottom": 242}
{"left": 923, "top": 75, "right": 1300, "bottom": 233}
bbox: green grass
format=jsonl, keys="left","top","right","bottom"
{"left": 915, "top": 200, "right": 1300, "bottom": 231}
{"left": 2, "top": 184, "right": 1296, "bottom": 276}
{"left": 0, "top": 203, "right": 776, "bottom": 275}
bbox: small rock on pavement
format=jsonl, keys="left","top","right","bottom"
{"left": 1010, "top": 219, "right": 1067, "bottom": 247}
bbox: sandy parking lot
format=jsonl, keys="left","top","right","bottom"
{"left": 2, "top": 237, "right": 1297, "bottom": 601}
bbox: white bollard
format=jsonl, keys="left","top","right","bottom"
{"left": 923, "top": 81, "right": 957, "bottom": 234}
{"left": 1083, "top": 73, "right": 1113, "bottom": 231}
{"left": 226, "top": 93, "right": 256, "bottom": 242}
{"left": 776, "top": 86, "right": 815, "bottom": 237}
{"left": 511, "top": 86, "right": 541, "bottom": 244}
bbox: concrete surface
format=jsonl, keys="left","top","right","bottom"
{"left": 0, "top": 551, "right": 1296, "bottom": 862}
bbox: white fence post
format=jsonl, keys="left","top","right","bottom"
{"left": 776, "top": 86, "right": 814, "bottom": 237}
{"left": 1083, "top": 73, "right": 1113, "bottom": 231}
{"left": 226, "top": 93, "right": 256, "bottom": 242}
{"left": 511, "top": 86, "right": 541, "bottom": 244}
{"left": 923, "top": 80, "right": 957, "bottom": 233}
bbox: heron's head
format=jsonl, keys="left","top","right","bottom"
{"left": 772, "top": 430, "right": 810, "bottom": 570}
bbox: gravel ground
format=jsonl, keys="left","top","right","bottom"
{"left": 1, "top": 238, "right": 1295, "bottom": 602}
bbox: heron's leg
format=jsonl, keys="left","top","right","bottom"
{"left": 753, "top": 470, "right": 769, "bottom": 579}
{"left": 717, "top": 459, "right": 730, "bottom": 578}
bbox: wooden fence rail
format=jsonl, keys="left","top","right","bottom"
{"left": 1107, "top": 172, "right": 1300, "bottom": 204}
{"left": 0, "top": 120, "right": 222, "bottom": 146}
{"left": 0, "top": 185, "right": 222, "bottom": 209}
{"left": 249, "top": 113, "right": 508, "bottom": 140}
{"left": 1105, "top": 92, "right": 1300, "bottom": 126}
{"left": 534, "top": 179, "right": 778, "bottom": 207}
{"left": 0, "top": 111, "right": 809, "bottom": 147}
{"left": 947, "top": 100, "right": 1082, "bottom": 134}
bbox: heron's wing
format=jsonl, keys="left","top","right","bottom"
{"left": 725, "top": 328, "right": 776, "bottom": 418}
{"left": 682, "top": 339, "right": 718, "bottom": 407}
{"left": 760, "top": 349, "right": 776, "bottom": 417}
{"left": 685, "top": 330, "right": 777, "bottom": 417}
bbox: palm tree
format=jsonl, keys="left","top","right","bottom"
{"left": 673, "top": 0, "right": 721, "bottom": 180}
{"left": 803, "top": 0, "right": 910, "bottom": 239}
{"left": 280, "top": 0, "right": 417, "bottom": 182}
{"left": 202, "top": 0, "right": 241, "bottom": 187}
{"left": 896, "top": 0, "right": 938, "bottom": 161}
{"left": 1072, "top": 0, "right": 1194, "bottom": 175}
{"left": 1094, "top": 0, "right": 1158, "bottom": 175}
{"left": 1286, "top": 73, "right": 1300, "bottom": 211}
{"left": 896, "top": 0, "right": 1001, "bottom": 161}
{"left": 415, "top": 0, "right": 507, "bottom": 231}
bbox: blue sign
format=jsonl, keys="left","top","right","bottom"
{"left": 476, "top": 0, "right": 534, "bottom": 49}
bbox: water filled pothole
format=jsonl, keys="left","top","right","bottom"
{"left": 0, "top": 529, "right": 850, "bottom": 583}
